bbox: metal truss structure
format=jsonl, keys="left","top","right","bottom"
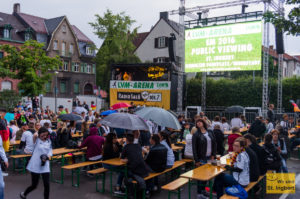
{"left": 169, "top": 0, "right": 282, "bottom": 115}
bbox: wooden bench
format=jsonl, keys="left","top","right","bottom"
{"left": 220, "top": 175, "right": 265, "bottom": 199}
{"left": 162, "top": 177, "right": 189, "bottom": 199}
{"left": 62, "top": 160, "right": 102, "bottom": 187}
{"left": 10, "top": 154, "right": 31, "bottom": 173}
{"left": 87, "top": 168, "right": 108, "bottom": 193}
{"left": 132, "top": 161, "right": 186, "bottom": 199}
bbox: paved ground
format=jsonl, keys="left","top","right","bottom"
{"left": 4, "top": 151, "right": 300, "bottom": 199}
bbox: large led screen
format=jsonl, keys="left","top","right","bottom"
{"left": 185, "top": 21, "right": 262, "bottom": 72}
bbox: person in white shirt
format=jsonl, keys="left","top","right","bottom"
{"left": 231, "top": 114, "right": 244, "bottom": 128}
{"left": 221, "top": 117, "right": 231, "bottom": 131}
{"left": 211, "top": 116, "right": 224, "bottom": 132}
{"left": 20, "top": 127, "right": 52, "bottom": 199}
{"left": 266, "top": 118, "right": 274, "bottom": 134}
{"left": 8, "top": 120, "right": 19, "bottom": 143}
{"left": 184, "top": 127, "right": 196, "bottom": 159}
{"left": 40, "top": 115, "right": 51, "bottom": 128}
{"left": 19, "top": 122, "right": 35, "bottom": 154}
{"left": 213, "top": 137, "right": 250, "bottom": 198}
{"left": 85, "top": 110, "right": 95, "bottom": 123}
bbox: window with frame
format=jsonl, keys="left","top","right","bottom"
{"left": 86, "top": 64, "right": 91, "bottom": 73}
{"left": 74, "top": 82, "right": 79, "bottom": 94}
{"left": 3, "top": 29, "right": 10, "bottom": 39}
{"left": 53, "top": 40, "right": 58, "bottom": 50}
{"left": 25, "top": 33, "right": 31, "bottom": 41}
{"left": 61, "top": 42, "right": 66, "bottom": 56}
{"left": 64, "top": 61, "right": 68, "bottom": 71}
{"left": 86, "top": 46, "right": 93, "bottom": 55}
{"left": 62, "top": 25, "right": 67, "bottom": 33}
{"left": 60, "top": 81, "right": 66, "bottom": 93}
{"left": 154, "top": 37, "right": 168, "bottom": 48}
{"left": 74, "top": 63, "right": 79, "bottom": 72}
{"left": 69, "top": 44, "right": 74, "bottom": 54}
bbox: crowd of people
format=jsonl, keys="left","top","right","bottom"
{"left": 0, "top": 100, "right": 298, "bottom": 199}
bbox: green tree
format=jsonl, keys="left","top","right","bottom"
{"left": 0, "top": 90, "right": 21, "bottom": 112}
{"left": 0, "top": 40, "right": 62, "bottom": 97}
{"left": 263, "top": 0, "right": 300, "bottom": 35}
{"left": 90, "top": 9, "right": 140, "bottom": 91}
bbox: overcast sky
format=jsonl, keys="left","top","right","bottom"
{"left": 1, "top": 0, "right": 299, "bottom": 55}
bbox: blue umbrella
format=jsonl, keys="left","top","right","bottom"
{"left": 100, "top": 110, "right": 117, "bottom": 116}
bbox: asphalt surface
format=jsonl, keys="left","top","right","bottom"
{"left": 4, "top": 150, "right": 300, "bottom": 199}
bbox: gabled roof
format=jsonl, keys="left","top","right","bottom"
{"left": 17, "top": 13, "right": 47, "bottom": 34}
{"left": 71, "top": 25, "right": 93, "bottom": 43}
{"left": 165, "top": 19, "right": 182, "bottom": 34}
{"left": 44, "top": 16, "right": 65, "bottom": 35}
{"left": 132, "top": 32, "right": 149, "bottom": 48}
{"left": 0, "top": 12, "right": 26, "bottom": 42}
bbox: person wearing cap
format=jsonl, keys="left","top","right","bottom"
{"left": 58, "top": 105, "right": 66, "bottom": 115}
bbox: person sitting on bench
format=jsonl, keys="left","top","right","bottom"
{"left": 213, "top": 137, "right": 250, "bottom": 199}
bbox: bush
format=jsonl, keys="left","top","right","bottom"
{"left": 186, "top": 76, "right": 300, "bottom": 112}
{"left": 0, "top": 90, "right": 21, "bottom": 112}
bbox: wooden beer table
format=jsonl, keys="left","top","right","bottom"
{"left": 181, "top": 164, "right": 225, "bottom": 199}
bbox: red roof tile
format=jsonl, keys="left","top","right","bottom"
{"left": 18, "top": 13, "right": 47, "bottom": 34}
{"left": 71, "top": 25, "right": 92, "bottom": 43}
{"left": 132, "top": 32, "right": 149, "bottom": 49}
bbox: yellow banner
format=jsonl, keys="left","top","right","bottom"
{"left": 110, "top": 81, "right": 171, "bottom": 109}
{"left": 266, "top": 173, "right": 295, "bottom": 194}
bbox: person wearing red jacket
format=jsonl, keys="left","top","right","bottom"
{"left": 228, "top": 127, "right": 242, "bottom": 152}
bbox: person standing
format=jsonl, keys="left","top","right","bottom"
{"left": 0, "top": 135, "right": 8, "bottom": 199}
{"left": 20, "top": 127, "right": 52, "bottom": 199}
{"left": 267, "top": 104, "right": 275, "bottom": 124}
{"left": 192, "top": 118, "right": 216, "bottom": 198}
{"left": 230, "top": 113, "right": 243, "bottom": 128}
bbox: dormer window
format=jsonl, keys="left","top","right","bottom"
{"left": 3, "top": 29, "right": 10, "bottom": 39}
{"left": 25, "top": 33, "right": 31, "bottom": 41}
{"left": 86, "top": 46, "right": 93, "bottom": 55}
{"left": 3, "top": 24, "right": 13, "bottom": 39}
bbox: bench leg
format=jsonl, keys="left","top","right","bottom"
{"left": 208, "top": 180, "right": 213, "bottom": 199}
{"left": 96, "top": 173, "right": 106, "bottom": 193}
{"left": 177, "top": 188, "right": 181, "bottom": 199}
{"left": 188, "top": 179, "right": 191, "bottom": 199}
{"left": 22, "top": 157, "right": 27, "bottom": 174}
{"left": 71, "top": 168, "right": 80, "bottom": 187}
{"left": 110, "top": 171, "right": 113, "bottom": 195}
{"left": 12, "top": 158, "right": 15, "bottom": 171}
{"left": 298, "top": 147, "right": 300, "bottom": 160}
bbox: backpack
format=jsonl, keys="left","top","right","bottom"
{"left": 225, "top": 184, "right": 248, "bottom": 199}
{"left": 263, "top": 146, "right": 281, "bottom": 170}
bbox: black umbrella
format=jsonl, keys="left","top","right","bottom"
{"left": 225, "top": 105, "right": 244, "bottom": 113}
{"left": 58, "top": 114, "right": 82, "bottom": 121}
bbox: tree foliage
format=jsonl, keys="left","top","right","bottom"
{"left": 0, "top": 90, "right": 21, "bottom": 112}
{"left": 186, "top": 76, "right": 300, "bottom": 112}
{"left": 263, "top": 0, "right": 300, "bottom": 35}
{"left": 90, "top": 9, "right": 141, "bottom": 91}
{"left": 0, "top": 40, "right": 61, "bottom": 97}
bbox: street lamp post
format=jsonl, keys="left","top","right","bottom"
{"left": 55, "top": 71, "right": 59, "bottom": 114}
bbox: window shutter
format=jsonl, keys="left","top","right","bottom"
{"left": 72, "top": 62, "right": 75, "bottom": 72}
{"left": 154, "top": 38, "right": 158, "bottom": 48}
{"left": 165, "top": 37, "right": 169, "bottom": 47}
{"left": 92, "top": 64, "right": 96, "bottom": 74}
{"left": 84, "top": 63, "right": 87, "bottom": 73}
{"left": 153, "top": 58, "right": 158, "bottom": 63}
{"left": 80, "top": 63, "right": 84, "bottom": 72}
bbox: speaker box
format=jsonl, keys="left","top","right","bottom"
{"left": 275, "top": 28, "right": 284, "bottom": 54}
{"left": 168, "top": 37, "right": 176, "bottom": 62}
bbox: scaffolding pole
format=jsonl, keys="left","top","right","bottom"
{"left": 277, "top": 0, "right": 284, "bottom": 113}
{"left": 262, "top": 1, "right": 270, "bottom": 117}
{"left": 201, "top": 72, "right": 207, "bottom": 111}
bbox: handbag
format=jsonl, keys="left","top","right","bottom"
{"left": 225, "top": 184, "right": 248, "bottom": 199}
{"left": 0, "top": 156, "right": 6, "bottom": 171}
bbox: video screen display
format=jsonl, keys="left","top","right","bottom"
{"left": 185, "top": 21, "right": 262, "bottom": 72}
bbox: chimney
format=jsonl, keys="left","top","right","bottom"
{"left": 13, "top": 3, "right": 20, "bottom": 13}
{"left": 160, "top": 12, "right": 169, "bottom": 20}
